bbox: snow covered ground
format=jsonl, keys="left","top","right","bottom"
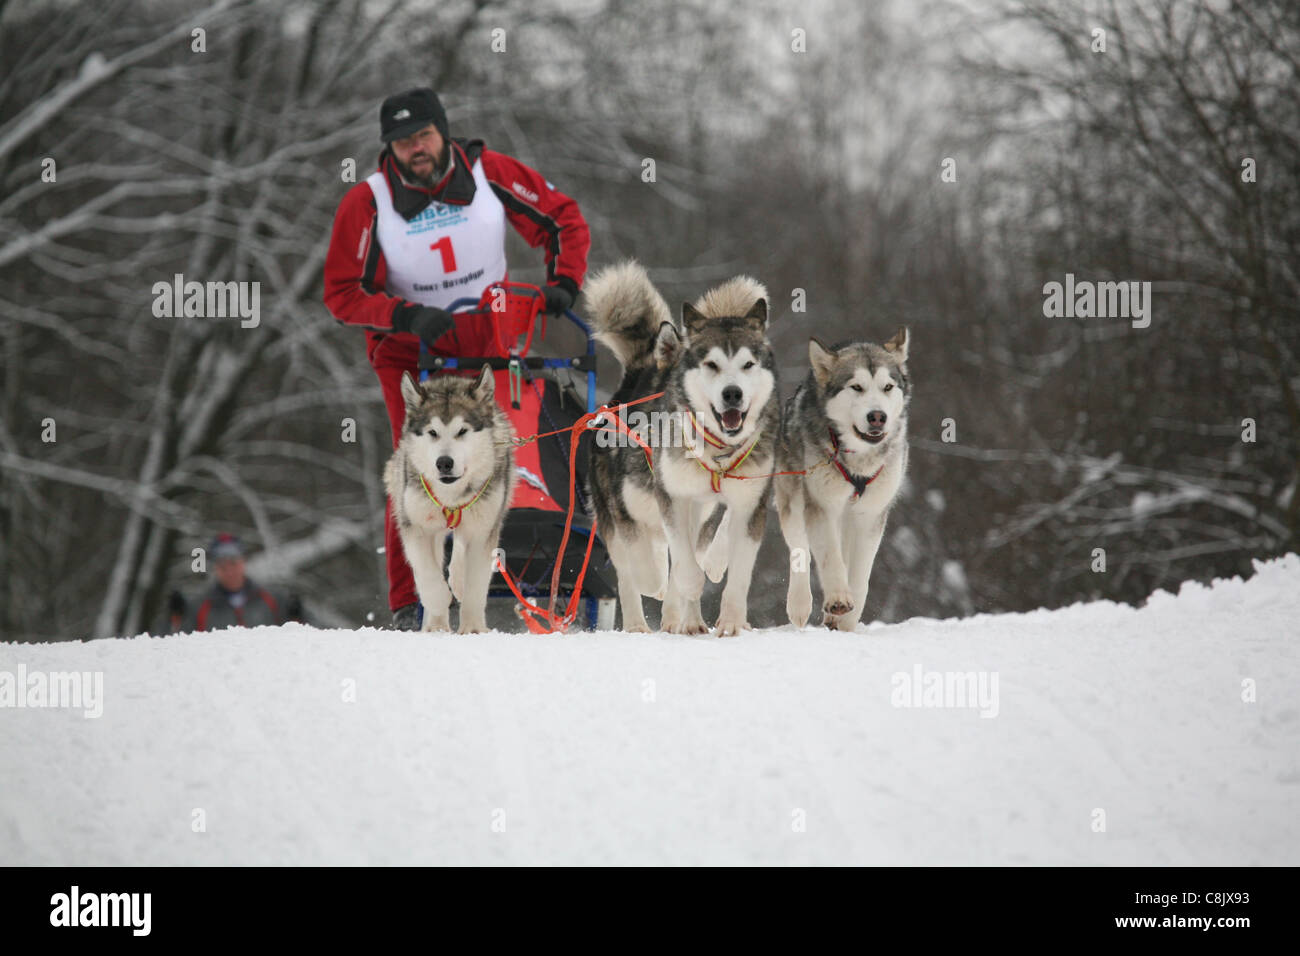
{"left": 2, "top": 555, "right": 1297, "bottom": 866}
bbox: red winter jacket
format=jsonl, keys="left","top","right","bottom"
{"left": 323, "top": 138, "right": 590, "bottom": 359}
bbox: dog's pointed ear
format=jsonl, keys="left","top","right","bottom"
{"left": 743, "top": 297, "right": 768, "bottom": 328}
{"left": 809, "top": 337, "right": 836, "bottom": 387}
{"left": 883, "top": 327, "right": 909, "bottom": 363}
{"left": 681, "top": 301, "right": 708, "bottom": 334}
{"left": 472, "top": 363, "right": 495, "bottom": 401}
{"left": 400, "top": 370, "right": 423, "bottom": 412}
{"left": 654, "top": 321, "right": 683, "bottom": 369}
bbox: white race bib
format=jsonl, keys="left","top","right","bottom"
{"left": 368, "top": 157, "right": 508, "bottom": 310}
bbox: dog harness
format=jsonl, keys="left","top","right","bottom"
{"left": 418, "top": 472, "right": 493, "bottom": 529}
{"left": 827, "top": 428, "right": 885, "bottom": 500}
{"left": 686, "top": 410, "right": 762, "bottom": 493}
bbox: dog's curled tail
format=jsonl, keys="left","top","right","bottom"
{"left": 693, "top": 275, "right": 769, "bottom": 320}
{"left": 583, "top": 260, "right": 673, "bottom": 370}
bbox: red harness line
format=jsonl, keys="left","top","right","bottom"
{"left": 496, "top": 391, "right": 662, "bottom": 633}
{"left": 825, "top": 428, "right": 886, "bottom": 499}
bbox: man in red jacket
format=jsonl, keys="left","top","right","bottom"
{"left": 324, "top": 88, "right": 591, "bottom": 629}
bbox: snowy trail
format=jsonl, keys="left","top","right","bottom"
{"left": 1, "top": 556, "right": 1297, "bottom": 865}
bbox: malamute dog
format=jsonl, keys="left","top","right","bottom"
{"left": 586, "top": 261, "right": 779, "bottom": 635}
{"left": 383, "top": 367, "right": 516, "bottom": 632}
{"left": 775, "top": 330, "right": 910, "bottom": 631}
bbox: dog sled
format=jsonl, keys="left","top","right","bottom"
{"left": 416, "top": 280, "right": 618, "bottom": 630}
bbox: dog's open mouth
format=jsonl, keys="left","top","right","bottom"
{"left": 854, "top": 426, "right": 886, "bottom": 445}
{"left": 712, "top": 406, "right": 748, "bottom": 437}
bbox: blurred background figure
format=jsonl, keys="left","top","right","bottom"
{"left": 162, "top": 534, "right": 305, "bottom": 633}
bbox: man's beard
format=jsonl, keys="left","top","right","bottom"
{"left": 396, "top": 141, "right": 450, "bottom": 187}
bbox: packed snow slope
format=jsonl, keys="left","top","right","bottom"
{"left": 2, "top": 556, "right": 1297, "bottom": 866}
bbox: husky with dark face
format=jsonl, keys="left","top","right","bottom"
{"left": 585, "top": 261, "right": 779, "bottom": 635}
{"left": 775, "top": 330, "right": 910, "bottom": 631}
{"left": 383, "top": 366, "right": 516, "bottom": 632}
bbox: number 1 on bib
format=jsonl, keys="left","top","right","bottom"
{"left": 430, "top": 235, "right": 457, "bottom": 272}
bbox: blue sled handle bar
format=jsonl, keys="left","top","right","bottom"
{"left": 418, "top": 299, "right": 597, "bottom": 414}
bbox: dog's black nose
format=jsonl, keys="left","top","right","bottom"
{"left": 721, "top": 385, "right": 743, "bottom": 407}
{"left": 867, "top": 410, "right": 887, "bottom": 429}
{"left": 436, "top": 455, "right": 455, "bottom": 474}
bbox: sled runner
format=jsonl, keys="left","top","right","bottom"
{"left": 416, "top": 281, "right": 617, "bottom": 630}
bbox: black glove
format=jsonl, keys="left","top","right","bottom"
{"left": 392, "top": 303, "right": 454, "bottom": 346}
{"left": 542, "top": 284, "right": 574, "bottom": 315}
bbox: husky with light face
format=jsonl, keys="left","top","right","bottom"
{"left": 383, "top": 366, "right": 516, "bottom": 632}
{"left": 585, "top": 261, "right": 779, "bottom": 635}
{"left": 775, "top": 330, "right": 910, "bottom": 631}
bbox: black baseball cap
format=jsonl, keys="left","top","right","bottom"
{"left": 380, "top": 87, "right": 449, "bottom": 144}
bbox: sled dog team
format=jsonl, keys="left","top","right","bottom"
{"left": 386, "top": 261, "right": 910, "bottom": 635}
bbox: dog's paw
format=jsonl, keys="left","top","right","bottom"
{"left": 623, "top": 621, "right": 651, "bottom": 634}
{"left": 663, "top": 610, "right": 709, "bottom": 635}
{"left": 700, "top": 558, "right": 727, "bottom": 585}
{"left": 458, "top": 617, "right": 487, "bottom": 634}
{"left": 637, "top": 563, "right": 668, "bottom": 599}
{"left": 821, "top": 611, "right": 860, "bottom": 632}
{"left": 823, "top": 591, "right": 855, "bottom": 617}
{"left": 698, "top": 509, "right": 730, "bottom": 584}
{"left": 700, "top": 548, "right": 728, "bottom": 584}
{"left": 421, "top": 614, "right": 451, "bottom": 632}
{"left": 714, "top": 616, "right": 749, "bottom": 637}
{"left": 787, "top": 590, "right": 812, "bottom": 629}
{"left": 447, "top": 559, "right": 464, "bottom": 602}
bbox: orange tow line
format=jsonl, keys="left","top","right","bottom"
{"left": 496, "top": 391, "right": 661, "bottom": 633}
